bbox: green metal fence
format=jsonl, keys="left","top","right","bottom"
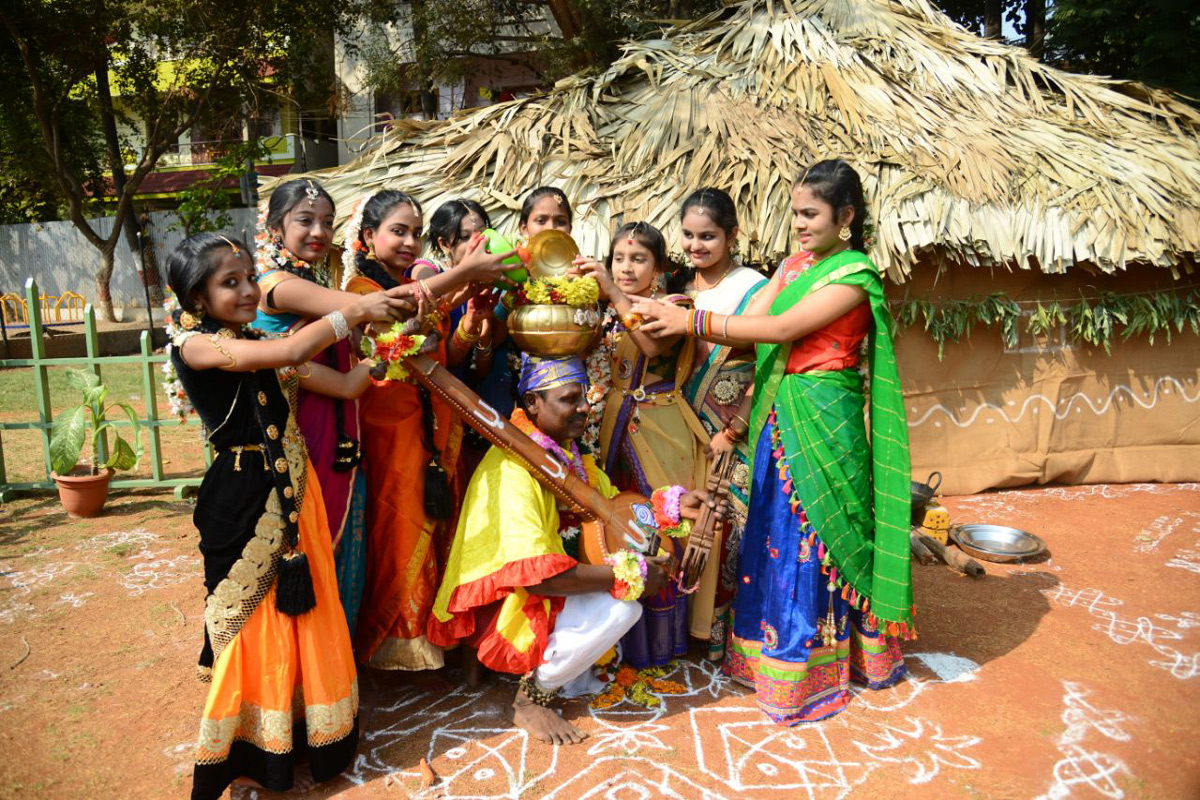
{"left": 0, "top": 278, "right": 207, "bottom": 500}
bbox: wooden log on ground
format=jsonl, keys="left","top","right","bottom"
{"left": 910, "top": 531, "right": 938, "bottom": 565}
{"left": 916, "top": 532, "right": 987, "bottom": 578}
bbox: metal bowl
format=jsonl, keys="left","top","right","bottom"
{"left": 508, "top": 303, "right": 599, "bottom": 356}
{"left": 527, "top": 230, "right": 580, "bottom": 279}
{"left": 951, "top": 524, "right": 1046, "bottom": 563}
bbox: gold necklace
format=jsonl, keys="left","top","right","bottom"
{"left": 694, "top": 263, "right": 735, "bottom": 293}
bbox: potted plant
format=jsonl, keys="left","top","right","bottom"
{"left": 49, "top": 368, "right": 141, "bottom": 517}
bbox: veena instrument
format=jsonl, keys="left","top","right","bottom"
{"left": 405, "top": 354, "right": 662, "bottom": 563}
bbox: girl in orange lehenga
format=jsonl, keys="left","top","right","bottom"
{"left": 164, "top": 233, "right": 411, "bottom": 798}
{"left": 341, "top": 189, "right": 514, "bottom": 672}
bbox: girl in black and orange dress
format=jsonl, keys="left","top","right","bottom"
{"left": 165, "top": 232, "right": 410, "bottom": 799}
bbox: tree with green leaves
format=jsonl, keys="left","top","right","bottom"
{"left": 1046, "top": 0, "right": 1199, "bottom": 98}
{"left": 355, "top": 0, "right": 723, "bottom": 115}
{"left": 1, "top": 1, "right": 363, "bottom": 320}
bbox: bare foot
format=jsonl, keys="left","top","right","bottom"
{"left": 508, "top": 692, "right": 589, "bottom": 746}
{"left": 463, "top": 646, "right": 490, "bottom": 689}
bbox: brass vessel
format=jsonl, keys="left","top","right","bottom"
{"left": 508, "top": 303, "right": 599, "bottom": 357}
{"left": 526, "top": 230, "right": 580, "bottom": 279}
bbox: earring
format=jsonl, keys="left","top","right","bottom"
{"left": 366, "top": 244, "right": 378, "bottom": 261}
{"left": 838, "top": 227, "right": 852, "bottom": 242}
{"left": 180, "top": 308, "right": 203, "bottom": 330}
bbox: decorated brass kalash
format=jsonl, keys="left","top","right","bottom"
{"left": 503, "top": 229, "right": 602, "bottom": 357}
{"left": 370, "top": 228, "right": 673, "bottom": 566}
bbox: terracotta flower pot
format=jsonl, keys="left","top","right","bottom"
{"left": 51, "top": 467, "right": 114, "bottom": 518}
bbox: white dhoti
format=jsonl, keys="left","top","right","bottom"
{"left": 534, "top": 591, "right": 642, "bottom": 696}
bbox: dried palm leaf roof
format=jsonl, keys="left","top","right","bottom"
{"left": 281, "top": 0, "right": 1200, "bottom": 279}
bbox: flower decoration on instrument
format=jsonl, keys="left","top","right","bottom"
{"left": 360, "top": 321, "right": 428, "bottom": 384}
{"left": 605, "top": 550, "right": 648, "bottom": 602}
{"left": 651, "top": 485, "right": 693, "bottom": 539}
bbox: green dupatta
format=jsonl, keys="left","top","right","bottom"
{"left": 747, "top": 249, "right": 914, "bottom": 634}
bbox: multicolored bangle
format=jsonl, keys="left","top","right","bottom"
{"left": 689, "top": 309, "right": 716, "bottom": 339}
{"left": 651, "top": 485, "right": 692, "bottom": 538}
{"left": 605, "top": 550, "right": 648, "bottom": 602}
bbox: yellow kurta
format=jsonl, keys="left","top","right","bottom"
{"left": 428, "top": 445, "right": 617, "bottom": 673}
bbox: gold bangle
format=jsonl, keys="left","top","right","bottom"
{"left": 294, "top": 362, "right": 313, "bottom": 379}
{"left": 732, "top": 413, "right": 749, "bottom": 427}
{"left": 417, "top": 279, "right": 435, "bottom": 302}
{"left": 454, "top": 324, "right": 481, "bottom": 344}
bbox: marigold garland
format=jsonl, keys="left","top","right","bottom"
{"left": 582, "top": 305, "right": 619, "bottom": 453}
{"left": 515, "top": 275, "right": 601, "bottom": 308}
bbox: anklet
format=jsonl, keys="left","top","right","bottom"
{"left": 518, "top": 675, "right": 560, "bottom": 707}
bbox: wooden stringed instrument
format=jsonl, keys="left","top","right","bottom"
{"left": 404, "top": 354, "right": 662, "bottom": 563}
{"left": 679, "top": 448, "right": 736, "bottom": 589}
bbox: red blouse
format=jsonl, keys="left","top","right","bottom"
{"left": 777, "top": 252, "right": 871, "bottom": 374}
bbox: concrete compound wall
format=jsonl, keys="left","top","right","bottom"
{"left": 0, "top": 208, "right": 257, "bottom": 317}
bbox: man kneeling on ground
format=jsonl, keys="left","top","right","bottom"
{"left": 428, "top": 355, "right": 711, "bottom": 744}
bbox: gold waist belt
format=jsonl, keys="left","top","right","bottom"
{"left": 220, "top": 444, "right": 268, "bottom": 471}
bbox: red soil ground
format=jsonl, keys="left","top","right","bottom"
{"left": 1, "top": 481, "right": 1198, "bottom": 799}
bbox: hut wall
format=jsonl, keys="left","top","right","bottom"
{"left": 891, "top": 266, "right": 1200, "bottom": 495}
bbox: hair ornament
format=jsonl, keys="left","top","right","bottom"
{"left": 304, "top": 180, "right": 320, "bottom": 207}
{"left": 341, "top": 193, "right": 375, "bottom": 289}
{"left": 218, "top": 235, "right": 241, "bottom": 257}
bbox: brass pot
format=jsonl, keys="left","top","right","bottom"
{"left": 508, "top": 304, "right": 599, "bottom": 357}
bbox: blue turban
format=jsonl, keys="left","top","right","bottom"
{"left": 518, "top": 354, "right": 587, "bottom": 396}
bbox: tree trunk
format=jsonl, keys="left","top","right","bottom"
{"left": 1024, "top": 0, "right": 1046, "bottom": 57}
{"left": 985, "top": 0, "right": 1002, "bottom": 38}
{"left": 95, "top": 245, "right": 116, "bottom": 323}
{"left": 94, "top": 58, "right": 150, "bottom": 321}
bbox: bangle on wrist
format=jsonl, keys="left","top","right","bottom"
{"left": 605, "top": 550, "right": 647, "bottom": 602}
{"left": 416, "top": 279, "right": 434, "bottom": 303}
{"left": 325, "top": 310, "right": 351, "bottom": 341}
{"left": 454, "top": 324, "right": 481, "bottom": 345}
{"left": 721, "top": 313, "right": 730, "bottom": 339}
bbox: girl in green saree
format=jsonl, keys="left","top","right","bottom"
{"left": 632, "top": 160, "right": 914, "bottom": 724}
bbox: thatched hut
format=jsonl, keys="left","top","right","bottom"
{"left": 283, "top": 0, "right": 1200, "bottom": 494}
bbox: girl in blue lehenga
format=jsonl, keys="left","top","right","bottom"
{"left": 634, "top": 161, "right": 914, "bottom": 725}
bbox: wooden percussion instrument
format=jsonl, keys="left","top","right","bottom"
{"left": 404, "top": 354, "right": 661, "bottom": 563}
{"left": 679, "top": 447, "right": 736, "bottom": 589}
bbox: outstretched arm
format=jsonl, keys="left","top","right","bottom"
{"left": 571, "top": 259, "right": 678, "bottom": 358}
{"left": 180, "top": 294, "right": 404, "bottom": 372}
{"left": 632, "top": 283, "right": 867, "bottom": 347}
{"left": 266, "top": 276, "right": 417, "bottom": 319}
{"left": 297, "top": 359, "right": 377, "bottom": 399}
{"left": 528, "top": 555, "right": 669, "bottom": 598}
